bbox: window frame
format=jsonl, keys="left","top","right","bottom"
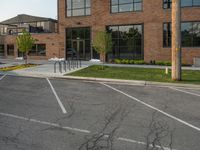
{"left": 163, "top": 0, "right": 200, "bottom": 9}
{"left": 106, "top": 23, "right": 144, "bottom": 60}
{"left": 7, "top": 44, "right": 14, "bottom": 56}
{"left": 163, "top": 21, "right": 200, "bottom": 48}
{"left": 0, "top": 44, "right": 5, "bottom": 56}
{"left": 29, "top": 44, "right": 46, "bottom": 56}
{"left": 110, "top": 0, "right": 143, "bottom": 14}
{"left": 66, "top": 0, "right": 91, "bottom": 17}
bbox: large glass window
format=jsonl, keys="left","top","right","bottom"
{"left": 0, "top": 45, "right": 4, "bottom": 56}
{"left": 29, "top": 44, "right": 46, "bottom": 56}
{"left": 66, "top": 0, "right": 91, "bottom": 17}
{"left": 107, "top": 24, "right": 143, "bottom": 60}
{"left": 111, "top": 0, "right": 142, "bottom": 13}
{"left": 163, "top": 0, "right": 200, "bottom": 8}
{"left": 7, "top": 44, "right": 14, "bottom": 56}
{"left": 163, "top": 22, "right": 200, "bottom": 47}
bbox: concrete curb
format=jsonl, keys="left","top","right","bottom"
{"left": 1, "top": 71, "right": 200, "bottom": 88}
{"left": 58, "top": 76, "right": 200, "bottom": 88}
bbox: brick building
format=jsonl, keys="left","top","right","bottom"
{"left": 1, "top": 0, "right": 200, "bottom": 64}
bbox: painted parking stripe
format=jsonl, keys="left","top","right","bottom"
{"left": 0, "top": 74, "right": 6, "bottom": 81}
{"left": 118, "top": 137, "right": 177, "bottom": 150}
{"left": 0, "top": 112, "right": 176, "bottom": 150}
{"left": 170, "top": 87, "right": 200, "bottom": 97}
{"left": 46, "top": 78, "right": 67, "bottom": 114}
{"left": 0, "top": 112, "right": 89, "bottom": 133}
{"left": 101, "top": 83, "right": 200, "bottom": 132}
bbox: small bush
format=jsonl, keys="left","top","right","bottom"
{"left": 114, "top": 59, "right": 146, "bottom": 65}
{"left": 155, "top": 61, "right": 171, "bottom": 66}
{"left": 134, "top": 60, "right": 146, "bottom": 65}
{"left": 129, "top": 60, "right": 135, "bottom": 64}
{"left": 114, "top": 59, "right": 121, "bottom": 64}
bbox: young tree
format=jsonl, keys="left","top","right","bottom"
{"left": 16, "top": 30, "right": 36, "bottom": 64}
{"left": 93, "top": 31, "right": 112, "bottom": 65}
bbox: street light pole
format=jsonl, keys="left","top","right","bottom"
{"left": 172, "top": 0, "right": 182, "bottom": 81}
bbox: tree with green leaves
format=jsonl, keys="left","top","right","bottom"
{"left": 16, "top": 30, "right": 36, "bottom": 64}
{"left": 93, "top": 31, "right": 112, "bottom": 65}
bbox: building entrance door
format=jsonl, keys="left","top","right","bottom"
{"left": 72, "top": 39, "right": 85, "bottom": 60}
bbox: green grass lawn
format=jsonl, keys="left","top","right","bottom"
{"left": 67, "top": 65, "right": 200, "bottom": 84}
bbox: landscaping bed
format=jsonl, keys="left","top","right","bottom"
{"left": 67, "top": 65, "right": 200, "bottom": 84}
{"left": 113, "top": 59, "right": 190, "bottom": 66}
{"left": 0, "top": 64, "right": 38, "bottom": 71}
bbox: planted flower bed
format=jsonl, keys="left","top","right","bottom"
{"left": 0, "top": 64, "right": 38, "bottom": 71}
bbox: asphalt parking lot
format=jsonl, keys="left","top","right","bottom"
{"left": 0, "top": 75, "right": 200, "bottom": 150}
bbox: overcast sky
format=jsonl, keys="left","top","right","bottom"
{"left": 0, "top": 0, "right": 57, "bottom": 22}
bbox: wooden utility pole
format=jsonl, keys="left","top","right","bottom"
{"left": 172, "top": 0, "right": 182, "bottom": 81}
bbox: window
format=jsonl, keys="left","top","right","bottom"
{"left": 163, "top": 0, "right": 172, "bottom": 9}
{"left": 66, "top": 0, "right": 91, "bottom": 17}
{"left": 29, "top": 44, "right": 46, "bottom": 56}
{"left": 163, "top": 0, "right": 200, "bottom": 8}
{"left": 182, "top": 22, "right": 200, "bottom": 47}
{"left": 163, "top": 22, "right": 200, "bottom": 47}
{"left": 163, "top": 23, "right": 171, "bottom": 47}
{"left": 0, "top": 45, "right": 4, "bottom": 56}
{"left": 107, "top": 24, "right": 143, "bottom": 60}
{"left": 111, "top": 0, "right": 142, "bottom": 13}
{"left": 7, "top": 44, "right": 14, "bottom": 56}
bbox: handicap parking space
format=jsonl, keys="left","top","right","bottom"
{"left": 0, "top": 75, "right": 200, "bottom": 150}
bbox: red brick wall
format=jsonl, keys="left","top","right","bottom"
{"left": 1, "top": 0, "right": 200, "bottom": 64}
{"left": 58, "top": 0, "right": 200, "bottom": 64}
{"left": 0, "top": 33, "right": 64, "bottom": 59}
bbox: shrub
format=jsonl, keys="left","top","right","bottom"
{"left": 134, "top": 60, "right": 146, "bottom": 65}
{"left": 114, "top": 59, "right": 146, "bottom": 65}
{"left": 155, "top": 61, "right": 171, "bottom": 66}
{"left": 129, "top": 60, "right": 135, "bottom": 64}
{"left": 114, "top": 59, "right": 121, "bottom": 64}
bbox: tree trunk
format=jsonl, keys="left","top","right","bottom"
{"left": 24, "top": 52, "right": 28, "bottom": 65}
{"left": 172, "top": 0, "right": 182, "bottom": 81}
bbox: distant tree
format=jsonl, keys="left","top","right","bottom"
{"left": 16, "top": 30, "right": 36, "bottom": 64}
{"left": 93, "top": 31, "right": 112, "bottom": 64}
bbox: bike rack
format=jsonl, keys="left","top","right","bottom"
{"left": 53, "top": 56, "right": 82, "bottom": 73}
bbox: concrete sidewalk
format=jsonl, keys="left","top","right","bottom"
{"left": 0, "top": 58, "right": 90, "bottom": 77}
{"left": 1, "top": 58, "right": 200, "bottom": 70}
{"left": 0, "top": 58, "right": 200, "bottom": 88}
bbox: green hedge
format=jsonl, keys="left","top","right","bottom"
{"left": 114, "top": 59, "right": 146, "bottom": 65}
{"left": 114, "top": 59, "right": 172, "bottom": 66}
{"left": 113, "top": 59, "right": 191, "bottom": 66}
{"left": 155, "top": 61, "right": 171, "bottom": 66}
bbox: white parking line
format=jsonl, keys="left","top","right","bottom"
{"left": 0, "top": 112, "right": 90, "bottom": 133}
{"left": 0, "top": 112, "right": 176, "bottom": 150}
{"left": 170, "top": 87, "right": 200, "bottom": 97}
{"left": 0, "top": 74, "right": 6, "bottom": 81}
{"left": 46, "top": 78, "right": 67, "bottom": 114}
{"left": 118, "top": 137, "right": 177, "bottom": 150}
{"left": 101, "top": 83, "right": 200, "bottom": 132}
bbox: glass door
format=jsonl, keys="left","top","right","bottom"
{"left": 72, "top": 40, "right": 85, "bottom": 59}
